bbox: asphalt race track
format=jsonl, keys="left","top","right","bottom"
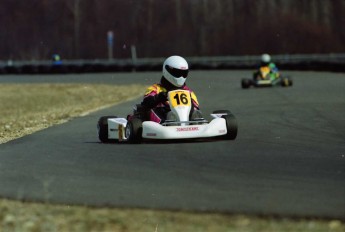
{"left": 0, "top": 70, "right": 344, "bottom": 219}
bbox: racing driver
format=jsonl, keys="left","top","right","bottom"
{"left": 254, "top": 53, "right": 280, "bottom": 80}
{"left": 141, "top": 55, "right": 202, "bottom": 123}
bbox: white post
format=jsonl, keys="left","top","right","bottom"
{"left": 107, "top": 31, "right": 114, "bottom": 60}
{"left": 131, "top": 45, "right": 137, "bottom": 72}
{"left": 131, "top": 45, "right": 137, "bottom": 62}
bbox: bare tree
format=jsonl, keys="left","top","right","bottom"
{"left": 66, "top": 0, "right": 82, "bottom": 58}
{"left": 0, "top": 0, "right": 344, "bottom": 60}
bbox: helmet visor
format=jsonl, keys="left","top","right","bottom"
{"left": 165, "top": 65, "right": 188, "bottom": 78}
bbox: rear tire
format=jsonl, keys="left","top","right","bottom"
{"left": 241, "top": 78, "right": 252, "bottom": 89}
{"left": 222, "top": 114, "right": 238, "bottom": 140}
{"left": 288, "top": 78, "right": 293, "bottom": 86}
{"left": 281, "top": 77, "right": 293, "bottom": 87}
{"left": 98, "top": 116, "right": 117, "bottom": 143}
{"left": 125, "top": 118, "right": 143, "bottom": 144}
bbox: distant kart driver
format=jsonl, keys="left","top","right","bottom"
{"left": 254, "top": 53, "right": 280, "bottom": 80}
{"left": 141, "top": 55, "right": 202, "bottom": 123}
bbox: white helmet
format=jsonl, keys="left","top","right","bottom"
{"left": 162, "top": 56, "right": 189, "bottom": 87}
{"left": 261, "top": 54, "right": 271, "bottom": 63}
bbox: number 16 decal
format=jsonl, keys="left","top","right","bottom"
{"left": 168, "top": 90, "right": 191, "bottom": 107}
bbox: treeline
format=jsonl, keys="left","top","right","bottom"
{"left": 1, "top": 0, "right": 344, "bottom": 60}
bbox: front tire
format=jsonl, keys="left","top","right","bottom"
{"left": 98, "top": 116, "right": 117, "bottom": 143}
{"left": 125, "top": 118, "right": 143, "bottom": 144}
{"left": 222, "top": 114, "right": 238, "bottom": 140}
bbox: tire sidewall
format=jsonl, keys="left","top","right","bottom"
{"left": 222, "top": 114, "right": 238, "bottom": 140}
{"left": 126, "top": 118, "right": 143, "bottom": 144}
{"left": 98, "top": 116, "right": 117, "bottom": 143}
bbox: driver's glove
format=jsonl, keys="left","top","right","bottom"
{"left": 141, "top": 91, "right": 167, "bottom": 109}
{"left": 156, "top": 91, "right": 167, "bottom": 103}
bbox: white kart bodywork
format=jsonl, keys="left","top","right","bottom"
{"left": 107, "top": 113, "right": 228, "bottom": 141}
{"left": 142, "top": 117, "right": 227, "bottom": 139}
{"left": 107, "top": 118, "right": 127, "bottom": 141}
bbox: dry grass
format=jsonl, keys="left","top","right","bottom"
{"left": 0, "top": 83, "right": 344, "bottom": 232}
{"left": 0, "top": 83, "right": 145, "bottom": 144}
{"left": 1, "top": 198, "right": 343, "bottom": 232}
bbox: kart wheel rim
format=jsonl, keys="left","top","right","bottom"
{"left": 125, "top": 125, "right": 131, "bottom": 138}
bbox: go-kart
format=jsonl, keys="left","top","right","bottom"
{"left": 97, "top": 90, "right": 238, "bottom": 143}
{"left": 241, "top": 66, "right": 293, "bottom": 89}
